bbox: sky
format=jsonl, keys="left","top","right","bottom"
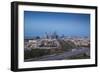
{"left": 24, "top": 11, "right": 90, "bottom": 38}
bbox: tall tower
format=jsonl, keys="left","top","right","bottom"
{"left": 45, "top": 32, "right": 49, "bottom": 39}
{"left": 53, "top": 31, "right": 58, "bottom": 39}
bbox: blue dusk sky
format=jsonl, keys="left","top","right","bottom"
{"left": 24, "top": 11, "right": 90, "bottom": 38}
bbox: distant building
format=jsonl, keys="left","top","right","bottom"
{"left": 24, "top": 32, "right": 90, "bottom": 50}
{"left": 25, "top": 37, "right": 60, "bottom": 49}
{"left": 45, "top": 32, "right": 58, "bottom": 39}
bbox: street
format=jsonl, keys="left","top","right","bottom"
{"left": 25, "top": 48, "right": 90, "bottom": 62}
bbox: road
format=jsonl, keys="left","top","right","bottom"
{"left": 25, "top": 48, "right": 90, "bottom": 62}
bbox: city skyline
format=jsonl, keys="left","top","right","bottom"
{"left": 24, "top": 11, "right": 90, "bottom": 38}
